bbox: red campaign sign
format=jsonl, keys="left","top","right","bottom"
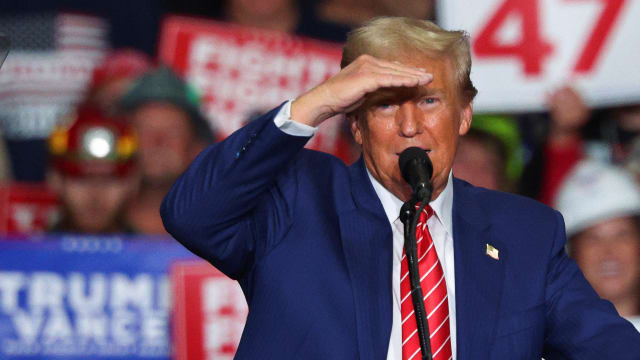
{"left": 439, "top": 0, "right": 640, "bottom": 112}
{"left": 171, "top": 259, "right": 247, "bottom": 360}
{"left": 0, "top": 183, "right": 60, "bottom": 234}
{"left": 158, "top": 16, "right": 353, "bottom": 161}
{"left": 472, "top": 0, "right": 625, "bottom": 76}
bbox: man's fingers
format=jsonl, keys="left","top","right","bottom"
{"left": 378, "top": 58, "right": 430, "bottom": 76}
{"left": 292, "top": 55, "right": 435, "bottom": 127}
{"left": 368, "top": 70, "right": 433, "bottom": 89}
{"left": 355, "top": 54, "right": 429, "bottom": 78}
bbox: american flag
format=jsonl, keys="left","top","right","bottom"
{"left": 0, "top": 12, "right": 108, "bottom": 140}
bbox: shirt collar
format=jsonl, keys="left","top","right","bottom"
{"left": 366, "top": 169, "right": 454, "bottom": 236}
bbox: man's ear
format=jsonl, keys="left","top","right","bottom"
{"left": 349, "top": 114, "right": 363, "bottom": 146}
{"left": 458, "top": 101, "right": 473, "bottom": 136}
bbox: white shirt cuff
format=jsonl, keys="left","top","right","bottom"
{"left": 273, "top": 100, "right": 318, "bottom": 137}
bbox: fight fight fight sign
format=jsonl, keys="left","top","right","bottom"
{"left": 439, "top": 0, "right": 640, "bottom": 112}
{"left": 158, "top": 16, "right": 353, "bottom": 161}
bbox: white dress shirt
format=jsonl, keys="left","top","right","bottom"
{"left": 274, "top": 100, "right": 458, "bottom": 359}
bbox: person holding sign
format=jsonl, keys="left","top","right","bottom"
{"left": 162, "top": 17, "right": 640, "bottom": 359}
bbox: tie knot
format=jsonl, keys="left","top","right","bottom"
{"left": 414, "top": 203, "right": 434, "bottom": 221}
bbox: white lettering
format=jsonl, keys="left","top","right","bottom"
{"left": 110, "top": 273, "right": 153, "bottom": 310}
{"left": 69, "top": 273, "right": 106, "bottom": 313}
{"left": 28, "top": 272, "right": 65, "bottom": 310}
{"left": 11, "top": 309, "right": 44, "bottom": 344}
{"left": 76, "top": 313, "right": 107, "bottom": 343}
{"left": 0, "top": 272, "right": 24, "bottom": 312}
{"left": 141, "top": 310, "right": 167, "bottom": 346}
{"left": 158, "top": 276, "right": 171, "bottom": 310}
{"left": 42, "top": 309, "right": 73, "bottom": 343}
{"left": 111, "top": 309, "right": 137, "bottom": 346}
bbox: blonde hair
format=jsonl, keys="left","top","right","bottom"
{"left": 341, "top": 17, "right": 478, "bottom": 103}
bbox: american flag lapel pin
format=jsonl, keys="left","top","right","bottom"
{"left": 486, "top": 243, "right": 499, "bottom": 260}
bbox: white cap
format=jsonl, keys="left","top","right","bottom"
{"left": 554, "top": 160, "right": 640, "bottom": 237}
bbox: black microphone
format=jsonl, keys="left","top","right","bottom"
{"left": 399, "top": 147, "right": 433, "bottom": 202}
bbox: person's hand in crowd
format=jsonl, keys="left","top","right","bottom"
{"left": 291, "top": 55, "right": 433, "bottom": 127}
{"left": 546, "top": 85, "right": 591, "bottom": 146}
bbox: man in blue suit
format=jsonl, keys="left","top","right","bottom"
{"left": 161, "top": 17, "right": 640, "bottom": 359}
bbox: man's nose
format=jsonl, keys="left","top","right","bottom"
{"left": 397, "top": 103, "right": 423, "bottom": 137}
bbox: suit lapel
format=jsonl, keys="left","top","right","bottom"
{"left": 338, "top": 157, "right": 394, "bottom": 360}
{"left": 452, "top": 179, "right": 506, "bottom": 360}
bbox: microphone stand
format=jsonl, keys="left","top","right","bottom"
{"left": 400, "top": 193, "right": 433, "bottom": 360}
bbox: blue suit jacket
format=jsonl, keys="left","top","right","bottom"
{"left": 161, "top": 105, "right": 640, "bottom": 359}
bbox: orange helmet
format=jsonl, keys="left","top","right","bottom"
{"left": 48, "top": 106, "right": 138, "bottom": 177}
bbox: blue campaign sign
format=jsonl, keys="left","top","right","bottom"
{"left": 0, "top": 235, "right": 196, "bottom": 360}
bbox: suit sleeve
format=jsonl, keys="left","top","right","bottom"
{"left": 542, "top": 210, "right": 640, "bottom": 359}
{"left": 160, "top": 104, "right": 311, "bottom": 280}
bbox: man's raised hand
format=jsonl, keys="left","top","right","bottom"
{"left": 291, "top": 55, "right": 433, "bottom": 127}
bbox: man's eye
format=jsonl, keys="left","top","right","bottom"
{"left": 375, "top": 104, "right": 397, "bottom": 113}
{"left": 422, "top": 97, "right": 437, "bottom": 104}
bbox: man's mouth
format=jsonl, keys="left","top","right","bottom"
{"left": 397, "top": 148, "right": 431, "bottom": 156}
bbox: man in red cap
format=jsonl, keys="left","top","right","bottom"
{"left": 47, "top": 106, "right": 139, "bottom": 233}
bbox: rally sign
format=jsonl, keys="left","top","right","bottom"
{"left": 439, "top": 0, "right": 640, "bottom": 112}
{"left": 158, "top": 16, "right": 348, "bottom": 158}
{"left": 171, "top": 260, "right": 247, "bottom": 360}
{"left": 0, "top": 236, "right": 185, "bottom": 359}
{"left": 0, "top": 236, "right": 246, "bottom": 360}
{"left": 0, "top": 183, "right": 60, "bottom": 234}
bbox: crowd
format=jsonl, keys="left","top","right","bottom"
{"left": 0, "top": 0, "right": 638, "bottom": 335}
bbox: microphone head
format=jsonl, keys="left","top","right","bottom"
{"left": 398, "top": 147, "right": 433, "bottom": 185}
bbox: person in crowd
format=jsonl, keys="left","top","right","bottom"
{"left": 555, "top": 160, "right": 640, "bottom": 331}
{"left": 169, "top": 0, "right": 350, "bottom": 43}
{"left": 520, "top": 85, "right": 640, "bottom": 204}
{"left": 452, "top": 128, "right": 508, "bottom": 191}
{"left": 47, "top": 106, "right": 138, "bottom": 234}
{"left": 372, "top": 0, "right": 435, "bottom": 20}
{"left": 317, "top": 0, "right": 434, "bottom": 29}
{"left": 453, "top": 114, "right": 523, "bottom": 192}
{"left": 85, "top": 49, "right": 153, "bottom": 114}
{"left": 519, "top": 86, "right": 591, "bottom": 204}
{"left": 611, "top": 104, "right": 640, "bottom": 177}
{"left": 161, "top": 17, "right": 640, "bottom": 358}
{"left": 226, "top": 0, "right": 351, "bottom": 43}
{"left": 118, "top": 66, "right": 214, "bottom": 234}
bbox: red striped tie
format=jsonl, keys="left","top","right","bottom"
{"left": 401, "top": 205, "right": 452, "bottom": 360}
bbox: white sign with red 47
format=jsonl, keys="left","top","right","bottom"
{"left": 439, "top": 0, "right": 640, "bottom": 113}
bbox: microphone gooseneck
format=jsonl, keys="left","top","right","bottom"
{"left": 398, "top": 146, "right": 435, "bottom": 360}
{"left": 398, "top": 147, "right": 433, "bottom": 202}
